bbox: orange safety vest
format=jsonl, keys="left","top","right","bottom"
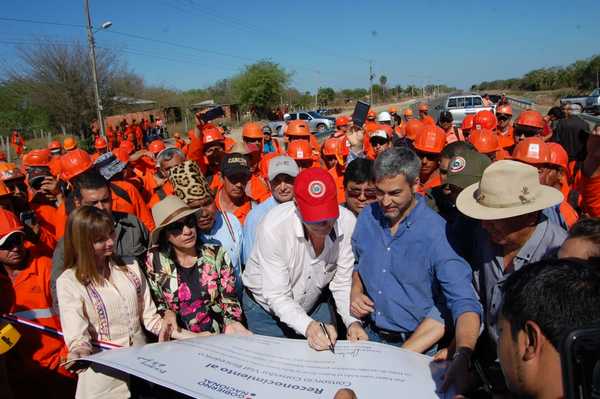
{"left": 110, "top": 180, "right": 156, "bottom": 231}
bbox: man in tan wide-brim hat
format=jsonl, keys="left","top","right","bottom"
{"left": 455, "top": 160, "right": 568, "bottom": 368}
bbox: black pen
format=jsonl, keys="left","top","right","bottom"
{"left": 319, "top": 322, "right": 335, "bottom": 353}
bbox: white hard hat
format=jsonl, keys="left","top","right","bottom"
{"left": 283, "top": 113, "right": 290, "bottom": 120}
{"left": 376, "top": 111, "right": 392, "bottom": 123}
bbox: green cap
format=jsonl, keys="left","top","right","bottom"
{"left": 446, "top": 150, "right": 492, "bottom": 190}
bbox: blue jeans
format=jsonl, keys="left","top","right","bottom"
{"left": 242, "top": 290, "right": 333, "bottom": 338}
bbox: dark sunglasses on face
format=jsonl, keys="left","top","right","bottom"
{"left": 496, "top": 113, "right": 511, "bottom": 121}
{"left": 0, "top": 233, "right": 23, "bottom": 250}
{"left": 515, "top": 126, "right": 540, "bottom": 138}
{"left": 166, "top": 215, "right": 196, "bottom": 235}
{"left": 370, "top": 138, "right": 389, "bottom": 146}
{"left": 347, "top": 188, "right": 377, "bottom": 200}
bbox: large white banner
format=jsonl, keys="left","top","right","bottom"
{"left": 84, "top": 335, "right": 452, "bottom": 398}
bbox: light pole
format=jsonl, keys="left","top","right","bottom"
{"left": 84, "top": 0, "right": 111, "bottom": 137}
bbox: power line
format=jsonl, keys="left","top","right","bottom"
{"left": 0, "top": 17, "right": 85, "bottom": 28}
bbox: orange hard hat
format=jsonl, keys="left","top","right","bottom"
{"left": 546, "top": 143, "right": 569, "bottom": 170}
{"left": 242, "top": 122, "right": 264, "bottom": 139}
{"left": 202, "top": 127, "right": 225, "bottom": 144}
{"left": 0, "top": 163, "right": 24, "bottom": 181}
{"left": 474, "top": 110, "right": 497, "bottom": 130}
{"left": 48, "top": 140, "right": 62, "bottom": 151}
{"left": 388, "top": 107, "right": 397, "bottom": 114}
{"left": 63, "top": 136, "right": 78, "bottom": 151}
{"left": 0, "top": 208, "right": 23, "bottom": 238}
{"left": 469, "top": 128, "right": 499, "bottom": 154}
{"left": 461, "top": 115, "right": 475, "bottom": 131}
{"left": 119, "top": 140, "right": 135, "bottom": 155}
{"left": 511, "top": 137, "right": 550, "bottom": 165}
{"left": 60, "top": 149, "right": 93, "bottom": 181}
{"left": 148, "top": 140, "right": 166, "bottom": 155}
{"left": 322, "top": 138, "right": 348, "bottom": 165}
{"left": 404, "top": 119, "right": 425, "bottom": 141}
{"left": 515, "top": 109, "right": 544, "bottom": 130}
{"left": 22, "top": 149, "right": 51, "bottom": 167}
{"left": 367, "top": 110, "right": 376, "bottom": 119}
{"left": 94, "top": 137, "right": 108, "bottom": 150}
{"left": 335, "top": 116, "right": 350, "bottom": 127}
{"left": 285, "top": 120, "right": 311, "bottom": 137}
{"left": 496, "top": 104, "right": 513, "bottom": 116}
{"left": 413, "top": 124, "right": 446, "bottom": 154}
{"left": 0, "top": 180, "right": 11, "bottom": 197}
{"left": 113, "top": 148, "right": 129, "bottom": 164}
{"left": 403, "top": 108, "right": 414, "bottom": 117}
{"left": 418, "top": 103, "right": 429, "bottom": 112}
{"left": 287, "top": 140, "right": 312, "bottom": 161}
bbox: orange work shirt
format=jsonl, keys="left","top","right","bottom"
{"left": 247, "top": 173, "right": 271, "bottom": 203}
{"left": 581, "top": 173, "right": 600, "bottom": 217}
{"left": 0, "top": 252, "right": 73, "bottom": 386}
{"left": 497, "top": 126, "right": 515, "bottom": 150}
{"left": 215, "top": 189, "right": 252, "bottom": 225}
{"left": 110, "top": 180, "right": 156, "bottom": 231}
{"left": 328, "top": 166, "right": 346, "bottom": 204}
{"left": 420, "top": 115, "right": 436, "bottom": 126}
{"left": 418, "top": 171, "right": 442, "bottom": 194}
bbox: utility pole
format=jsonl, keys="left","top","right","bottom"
{"left": 369, "top": 61, "right": 374, "bottom": 105}
{"left": 84, "top": 0, "right": 106, "bottom": 137}
{"left": 596, "top": 70, "right": 599, "bottom": 89}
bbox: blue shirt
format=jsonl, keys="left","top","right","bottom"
{"left": 199, "top": 211, "right": 243, "bottom": 298}
{"left": 542, "top": 204, "right": 568, "bottom": 231}
{"left": 352, "top": 196, "right": 482, "bottom": 333}
{"left": 263, "top": 141, "right": 276, "bottom": 154}
{"left": 241, "top": 196, "right": 279, "bottom": 265}
{"left": 472, "top": 217, "right": 566, "bottom": 343}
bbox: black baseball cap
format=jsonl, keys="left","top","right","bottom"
{"left": 221, "top": 153, "right": 250, "bottom": 178}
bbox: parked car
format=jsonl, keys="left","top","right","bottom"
{"left": 438, "top": 94, "right": 495, "bottom": 126}
{"left": 560, "top": 89, "right": 600, "bottom": 114}
{"left": 284, "top": 111, "right": 335, "bottom": 133}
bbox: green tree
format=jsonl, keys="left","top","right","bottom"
{"left": 317, "top": 87, "right": 335, "bottom": 106}
{"left": 232, "top": 60, "right": 290, "bottom": 118}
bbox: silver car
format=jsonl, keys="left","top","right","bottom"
{"left": 441, "top": 94, "right": 495, "bottom": 126}
{"left": 285, "top": 111, "right": 335, "bottom": 133}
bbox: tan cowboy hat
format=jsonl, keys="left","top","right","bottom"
{"left": 456, "top": 160, "right": 563, "bottom": 220}
{"left": 149, "top": 195, "right": 199, "bottom": 247}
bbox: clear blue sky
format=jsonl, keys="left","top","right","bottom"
{"left": 1, "top": 0, "right": 599, "bottom": 93}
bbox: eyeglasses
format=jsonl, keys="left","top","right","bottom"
{"left": 166, "top": 215, "right": 196, "bottom": 235}
{"left": 346, "top": 188, "right": 377, "bottom": 200}
{"left": 496, "top": 113, "right": 511, "bottom": 121}
{"left": 0, "top": 234, "right": 23, "bottom": 250}
{"left": 416, "top": 151, "right": 440, "bottom": 161}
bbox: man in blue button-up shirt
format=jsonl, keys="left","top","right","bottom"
{"left": 351, "top": 147, "right": 482, "bottom": 394}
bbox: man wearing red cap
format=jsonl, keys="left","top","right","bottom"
{"left": 0, "top": 208, "right": 75, "bottom": 397}
{"left": 242, "top": 168, "right": 367, "bottom": 349}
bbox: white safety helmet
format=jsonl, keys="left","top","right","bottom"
{"left": 376, "top": 111, "right": 392, "bottom": 123}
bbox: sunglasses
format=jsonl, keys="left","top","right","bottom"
{"left": 515, "top": 127, "right": 540, "bottom": 138}
{"left": 347, "top": 188, "right": 377, "bottom": 200}
{"left": 166, "top": 215, "right": 196, "bottom": 235}
{"left": 0, "top": 234, "right": 23, "bottom": 250}
{"left": 370, "top": 138, "right": 389, "bottom": 146}
{"left": 496, "top": 113, "right": 511, "bottom": 121}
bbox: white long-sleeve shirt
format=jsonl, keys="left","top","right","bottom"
{"left": 242, "top": 202, "right": 359, "bottom": 336}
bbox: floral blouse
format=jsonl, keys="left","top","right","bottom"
{"left": 144, "top": 243, "right": 242, "bottom": 333}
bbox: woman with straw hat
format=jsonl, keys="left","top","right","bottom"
{"left": 145, "top": 196, "right": 250, "bottom": 336}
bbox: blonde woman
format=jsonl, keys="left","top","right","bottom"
{"left": 56, "top": 206, "right": 192, "bottom": 398}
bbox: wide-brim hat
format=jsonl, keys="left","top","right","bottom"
{"left": 149, "top": 195, "right": 199, "bottom": 247}
{"left": 456, "top": 160, "right": 563, "bottom": 220}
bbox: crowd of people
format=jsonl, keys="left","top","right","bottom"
{"left": 1, "top": 101, "right": 599, "bottom": 398}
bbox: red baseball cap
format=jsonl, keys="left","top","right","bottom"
{"left": 294, "top": 168, "right": 339, "bottom": 223}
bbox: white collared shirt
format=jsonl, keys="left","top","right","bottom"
{"left": 242, "top": 202, "right": 359, "bottom": 336}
